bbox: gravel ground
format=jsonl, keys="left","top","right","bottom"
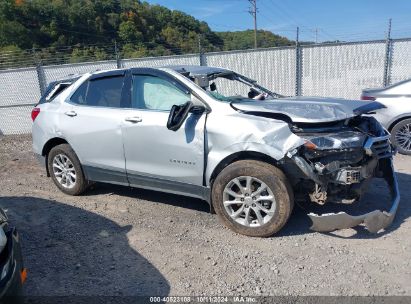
{"left": 0, "top": 134, "right": 410, "bottom": 297}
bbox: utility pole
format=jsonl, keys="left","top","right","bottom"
{"left": 248, "top": 0, "right": 258, "bottom": 49}
{"left": 309, "top": 28, "right": 320, "bottom": 43}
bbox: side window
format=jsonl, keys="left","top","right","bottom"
{"left": 132, "top": 75, "right": 190, "bottom": 111}
{"left": 70, "top": 76, "right": 125, "bottom": 108}
{"left": 70, "top": 81, "right": 87, "bottom": 105}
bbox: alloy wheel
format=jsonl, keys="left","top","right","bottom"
{"left": 395, "top": 123, "right": 411, "bottom": 152}
{"left": 223, "top": 176, "right": 276, "bottom": 227}
{"left": 52, "top": 153, "right": 77, "bottom": 189}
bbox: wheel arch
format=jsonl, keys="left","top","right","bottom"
{"left": 208, "top": 151, "right": 279, "bottom": 214}
{"left": 208, "top": 151, "right": 279, "bottom": 189}
{"left": 42, "top": 137, "right": 69, "bottom": 176}
{"left": 388, "top": 115, "right": 411, "bottom": 131}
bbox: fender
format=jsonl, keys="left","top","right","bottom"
{"left": 204, "top": 111, "right": 305, "bottom": 187}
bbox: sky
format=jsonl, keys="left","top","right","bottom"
{"left": 144, "top": 0, "right": 411, "bottom": 42}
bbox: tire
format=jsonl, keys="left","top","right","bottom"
{"left": 212, "top": 160, "right": 294, "bottom": 237}
{"left": 47, "top": 144, "right": 88, "bottom": 195}
{"left": 391, "top": 118, "right": 411, "bottom": 155}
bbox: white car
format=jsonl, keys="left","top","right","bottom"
{"left": 32, "top": 65, "right": 399, "bottom": 237}
{"left": 362, "top": 78, "right": 411, "bottom": 155}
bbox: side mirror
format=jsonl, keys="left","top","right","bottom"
{"left": 167, "top": 102, "right": 207, "bottom": 131}
{"left": 167, "top": 101, "right": 193, "bottom": 131}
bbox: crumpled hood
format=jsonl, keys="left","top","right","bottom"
{"left": 231, "top": 96, "right": 385, "bottom": 123}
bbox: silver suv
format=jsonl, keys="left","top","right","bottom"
{"left": 32, "top": 66, "right": 400, "bottom": 237}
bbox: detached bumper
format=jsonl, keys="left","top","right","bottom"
{"left": 308, "top": 158, "right": 400, "bottom": 233}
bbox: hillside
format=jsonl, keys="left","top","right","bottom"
{"left": 217, "top": 30, "right": 293, "bottom": 50}
{"left": 0, "top": 0, "right": 293, "bottom": 65}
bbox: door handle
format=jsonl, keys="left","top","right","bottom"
{"left": 125, "top": 116, "right": 142, "bottom": 123}
{"left": 65, "top": 111, "right": 77, "bottom": 117}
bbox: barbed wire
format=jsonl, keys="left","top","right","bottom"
{"left": 0, "top": 30, "right": 409, "bottom": 70}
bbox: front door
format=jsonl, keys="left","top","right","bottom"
{"left": 121, "top": 70, "right": 207, "bottom": 198}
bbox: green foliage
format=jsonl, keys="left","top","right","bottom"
{"left": 217, "top": 30, "right": 292, "bottom": 50}
{"left": 0, "top": 45, "right": 30, "bottom": 68}
{"left": 69, "top": 47, "right": 109, "bottom": 63}
{"left": 119, "top": 21, "right": 144, "bottom": 43}
{"left": 0, "top": 0, "right": 294, "bottom": 67}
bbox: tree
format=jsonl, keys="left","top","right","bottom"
{"left": 217, "top": 30, "right": 292, "bottom": 51}
{"left": 0, "top": 0, "right": 294, "bottom": 67}
{"left": 119, "top": 20, "right": 143, "bottom": 43}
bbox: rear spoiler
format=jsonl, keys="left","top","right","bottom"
{"left": 37, "top": 76, "right": 80, "bottom": 105}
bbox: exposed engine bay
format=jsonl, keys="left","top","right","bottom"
{"left": 278, "top": 116, "right": 399, "bottom": 233}
{"left": 174, "top": 66, "right": 400, "bottom": 233}
{"left": 285, "top": 116, "right": 390, "bottom": 204}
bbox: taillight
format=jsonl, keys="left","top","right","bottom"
{"left": 31, "top": 107, "right": 40, "bottom": 121}
{"left": 361, "top": 95, "right": 376, "bottom": 101}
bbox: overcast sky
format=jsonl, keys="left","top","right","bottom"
{"left": 144, "top": 0, "right": 411, "bottom": 42}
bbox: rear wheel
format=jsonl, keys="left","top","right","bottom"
{"left": 391, "top": 118, "right": 411, "bottom": 155}
{"left": 47, "top": 144, "right": 88, "bottom": 195}
{"left": 212, "top": 160, "right": 294, "bottom": 237}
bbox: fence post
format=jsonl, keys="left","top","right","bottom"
{"left": 115, "top": 41, "right": 122, "bottom": 68}
{"left": 33, "top": 48, "right": 47, "bottom": 96}
{"left": 383, "top": 19, "right": 393, "bottom": 87}
{"left": 198, "top": 34, "right": 207, "bottom": 66}
{"left": 295, "top": 27, "right": 302, "bottom": 96}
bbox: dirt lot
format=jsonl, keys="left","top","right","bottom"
{"left": 0, "top": 134, "right": 410, "bottom": 297}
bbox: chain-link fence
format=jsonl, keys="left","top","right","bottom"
{"left": 1, "top": 38, "right": 411, "bottom": 135}
{"left": 301, "top": 40, "right": 388, "bottom": 98}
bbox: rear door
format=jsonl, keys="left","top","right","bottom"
{"left": 59, "top": 70, "right": 130, "bottom": 185}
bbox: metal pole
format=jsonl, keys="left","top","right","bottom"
{"left": 198, "top": 34, "right": 206, "bottom": 66}
{"left": 383, "top": 18, "right": 392, "bottom": 87}
{"left": 248, "top": 0, "right": 258, "bottom": 49}
{"left": 295, "top": 27, "right": 302, "bottom": 96}
{"left": 33, "top": 48, "right": 47, "bottom": 96}
{"left": 115, "top": 40, "right": 122, "bottom": 69}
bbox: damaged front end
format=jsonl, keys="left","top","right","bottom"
{"left": 281, "top": 116, "right": 400, "bottom": 233}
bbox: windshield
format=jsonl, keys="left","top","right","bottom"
{"left": 203, "top": 72, "right": 283, "bottom": 102}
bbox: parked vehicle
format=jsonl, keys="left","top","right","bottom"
{"left": 362, "top": 78, "right": 411, "bottom": 155}
{"left": 32, "top": 65, "right": 399, "bottom": 237}
{"left": 0, "top": 207, "right": 25, "bottom": 300}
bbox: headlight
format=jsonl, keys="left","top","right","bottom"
{"left": 304, "top": 131, "right": 367, "bottom": 150}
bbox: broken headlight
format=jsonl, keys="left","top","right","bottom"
{"left": 303, "top": 131, "right": 367, "bottom": 150}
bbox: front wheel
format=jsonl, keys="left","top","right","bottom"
{"left": 47, "top": 144, "right": 88, "bottom": 195}
{"left": 391, "top": 118, "right": 411, "bottom": 155}
{"left": 212, "top": 160, "right": 294, "bottom": 237}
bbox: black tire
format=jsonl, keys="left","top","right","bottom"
{"left": 47, "top": 144, "right": 88, "bottom": 195}
{"left": 212, "top": 160, "right": 294, "bottom": 237}
{"left": 391, "top": 118, "right": 411, "bottom": 155}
